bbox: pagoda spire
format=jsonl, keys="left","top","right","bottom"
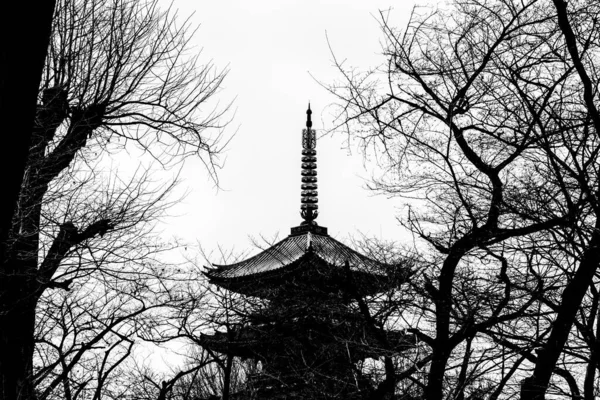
{"left": 300, "top": 104, "right": 318, "bottom": 225}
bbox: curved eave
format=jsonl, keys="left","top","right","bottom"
{"left": 203, "top": 254, "right": 308, "bottom": 296}
{"left": 203, "top": 230, "right": 411, "bottom": 299}
{"left": 204, "top": 251, "right": 324, "bottom": 297}
{"left": 207, "top": 236, "right": 292, "bottom": 272}
{"left": 206, "top": 232, "right": 397, "bottom": 279}
{"left": 206, "top": 233, "right": 312, "bottom": 278}
{"left": 205, "top": 252, "right": 405, "bottom": 298}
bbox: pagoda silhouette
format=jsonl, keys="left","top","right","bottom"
{"left": 201, "top": 105, "right": 414, "bottom": 399}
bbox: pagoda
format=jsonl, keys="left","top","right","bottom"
{"left": 202, "top": 106, "right": 413, "bottom": 399}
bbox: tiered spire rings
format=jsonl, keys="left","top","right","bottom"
{"left": 300, "top": 104, "right": 318, "bottom": 225}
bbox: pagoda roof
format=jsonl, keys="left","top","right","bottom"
{"left": 207, "top": 228, "right": 385, "bottom": 279}
{"left": 204, "top": 225, "right": 407, "bottom": 297}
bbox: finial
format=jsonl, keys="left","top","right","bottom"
{"left": 300, "top": 104, "right": 318, "bottom": 225}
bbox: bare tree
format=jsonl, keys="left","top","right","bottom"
{"left": 0, "top": 0, "right": 230, "bottom": 398}
{"left": 327, "top": 0, "right": 600, "bottom": 398}
{"left": 122, "top": 347, "right": 222, "bottom": 400}
{"left": 32, "top": 207, "right": 191, "bottom": 400}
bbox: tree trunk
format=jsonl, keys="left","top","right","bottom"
{"left": 583, "top": 288, "right": 600, "bottom": 400}
{"left": 0, "top": 2, "right": 56, "bottom": 254}
{"left": 222, "top": 354, "right": 233, "bottom": 400}
{"left": 521, "top": 223, "right": 600, "bottom": 400}
{"left": 0, "top": 2, "right": 56, "bottom": 395}
{"left": 425, "top": 249, "right": 467, "bottom": 400}
{"left": 1, "top": 203, "right": 43, "bottom": 400}
{"left": 0, "top": 273, "right": 39, "bottom": 400}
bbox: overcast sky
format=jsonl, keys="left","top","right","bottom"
{"left": 161, "top": 1, "right": 420, "bottom": 256}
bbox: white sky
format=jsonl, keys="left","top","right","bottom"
{"left": 161, "top": 1, "right": 420, "bottom": 256}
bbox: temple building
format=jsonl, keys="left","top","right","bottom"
{"left": 201, "top": 106, "right": 413, "bottom": 399}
